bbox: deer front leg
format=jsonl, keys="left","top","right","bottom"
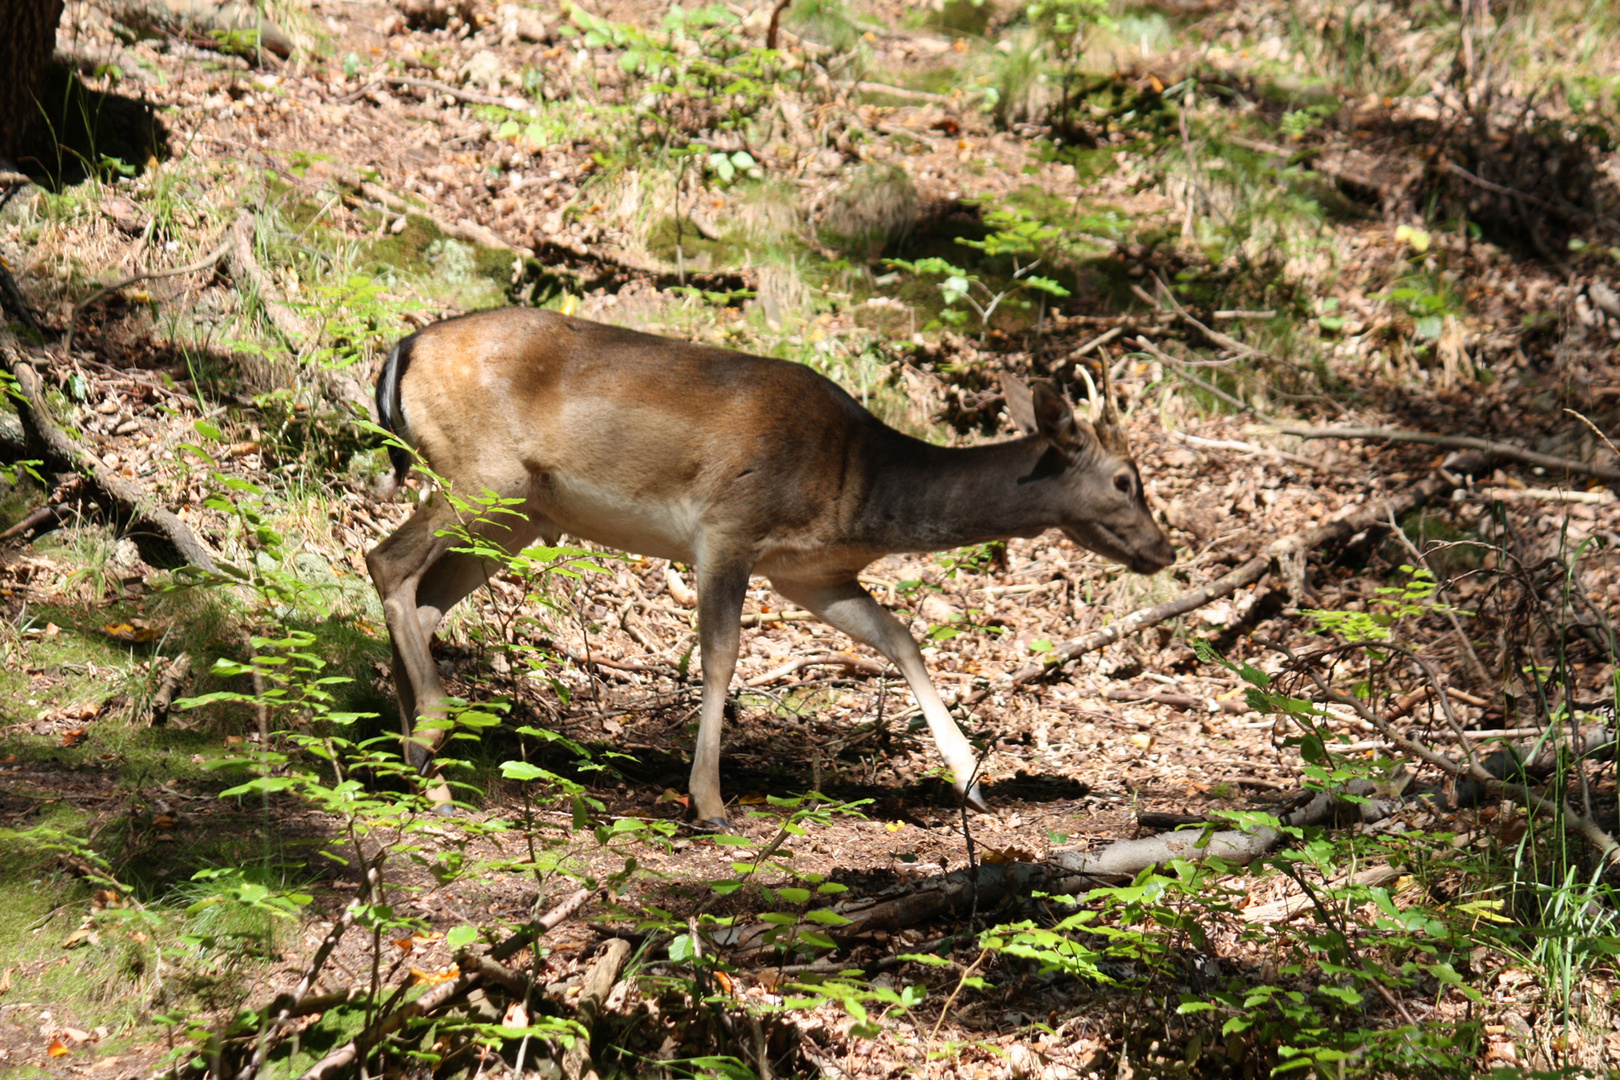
{"left": 770, "top": 576, "right": 989, "bottom": 813}
{"left": 689, "top": 557, "right": 752, "bottom": 827}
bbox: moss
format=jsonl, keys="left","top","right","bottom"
{"left": 645, "top": 215, "right": 740, "bottom": 269}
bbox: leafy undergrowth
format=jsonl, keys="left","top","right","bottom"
{"left": 2, "top": 0, "right": 1619, "bottom": 1076}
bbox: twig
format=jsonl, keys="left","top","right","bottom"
{"left": 853, "top": 81, "right": 952, "bottom": 104}
{"left": 739, "top": 608, "right": 814, "bottom": 626}
{"left": 1281, "top": 644, "right": 1620, "bottom": 869}
{"left": 63, "top": 239, "right": 231, "bottom": 355}
{"left": 0, "top": 504, "right": 59, "bottom": 542}
{"left": 1169, "top": 430, "right": 1330, "bottom": 472}
{"left": 745, "top": 652, "right": 886, "bottom": 686}
{"left": 1257, "top": 423, "right": 1620, "bottom": 482}
{"left": 299, "top": 890, "right": 598, "bottom": 1080}
{"left": 238, "top": 904, "right": 359, "bottom": 1080}
{"left": 990, "top": 452, "right": 1489, "bottom": 688}
{"left": 0, "top": 331, "right": 217, "bottom": 571}
{"left": 489, "top": 887, "right": 598, "bottom": 963}
{"left": 1475, "top": 486, "right": 1614, "bottom": 505}
{"left": 383, "top": 75, "right": 522, "bottom": 108}
{"left": 1134, "top": 336, "right": 1265, "bottom": 416}
{"left": 561, "top": 939, "right": 633, "bottom": 1080}
{"left": 149, "top": 653, "right": 193, "bottom": 726}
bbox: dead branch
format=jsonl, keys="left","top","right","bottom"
{"left": 0, "top": 503, "right": 58, "bottom": 542}
{"left": 148, "top": 652, "right": 193, "bottom": 725}
{"left": 562, "top": 938, "right": 633, "bottom": 1080}
{"left": 1282, "top": 644, "right": 1620, "bottom": 868}
{"left": 1242, "top": 865, "right": 1404, "bottom": 924}
{"left": 383, "top": 74, "right": 521, "bottom": 109}
{"left": 746, "top": 652, "right": 886, "bottom": 686}
{"left": 62, "top": 238, "right": 231, "bottom": 355}
{"left": 1259, "top": 423, "right": 1620, "bottom": 483}
{"left": 0, "top": 330, "right": 217, "bottom": 571}
{"left": 490, "top": 887, "right": 599, "bottom": 963}
{"left": 223, "top": 213, "right": 374, "bottom": 419}
{"left": 238, "top": 904, "right": 359, "bottom": 1080}
{"left": 1104, "top": 688, "right": 1249, "bottom": 714}
{"left": 995, "top": 451, "right": 1489, "bottom": 686}
{"left": 298, "top": 966, "right": 478, "bottom": 1080}
{"left": 810, "top": 786, "right": 1379, "bottom": 943}
{"left": 298, "top": 889, "right": 596, "bottom": 1080}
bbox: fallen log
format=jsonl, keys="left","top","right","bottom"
{"left": 0, "top": 330, "right": 217, "bottom": 571}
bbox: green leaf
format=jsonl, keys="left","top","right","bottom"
{"left": 804, "top": 908, "right": 852, "bottom": 926}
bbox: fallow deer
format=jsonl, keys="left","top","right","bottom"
{"left": 367, "top": 308, "right": 1173, "bottom": 825}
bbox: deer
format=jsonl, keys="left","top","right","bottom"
{"left": 366, "top": 308, "right": 1175, "bottom": 825}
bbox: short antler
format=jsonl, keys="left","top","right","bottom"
{"left": 1092, "top": 356, "right": 1131, "bottom": 456}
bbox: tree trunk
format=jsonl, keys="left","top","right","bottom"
{"left": 0, "top": 0, "right": 65, "bottom": 165}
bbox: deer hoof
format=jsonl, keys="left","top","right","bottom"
{"left": 693, "top": 815, "right": 733, "bottom": 832}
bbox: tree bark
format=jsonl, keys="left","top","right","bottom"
{"left": 0, "top": 0, "right": 65, "bottom": 165}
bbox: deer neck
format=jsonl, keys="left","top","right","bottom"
{"left": 858, "top": 434, "right": 1067, "bottom": 554}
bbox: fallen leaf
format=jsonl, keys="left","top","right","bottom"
{"left": 48, "top": 1038, "right": 69, "bottom": 1057}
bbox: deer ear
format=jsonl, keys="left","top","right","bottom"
{"left": 1000, "top": 375, "right": 1038, "bottom": 435}
{"left": 1028, "top": 380, "right": 1086, "bottom": 451}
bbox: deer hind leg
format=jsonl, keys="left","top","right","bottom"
{"left": 688, "top": 554, "right": 752, "bottom": 827}
{"left": 368, "top": 496, "right": 546, "bottom": 769}
{"left": 769, "top": 576, "right": 989, "bottom": 813}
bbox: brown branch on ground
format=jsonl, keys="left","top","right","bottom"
{"left": 297, "top": 889, "right": 597, "bottom": 1080}
{"left": 223, "top": 213, "right": 373, "bottom": 418}
{"left": 148, "top": 652, "right": 193, "bottom": 725}
{"left": 746, "top": 652, "right": 887, "bottom": 687}
{"left": 62, "top": 238, "right": 231, "bottom": 355}
{"left": 0, "top": 503, "right": 59, "bottom": 542}
{"left": 0, "top": 330, "right": 217, "bottom": 571}
{"left": 235, "top": 903, "right": 359, "bottom": 1080}
{"left": 1262, "top": 423, "right": 1620, "bottom": 483}
{"left": 989, "top": 451, "right": 1491, "bottom": 689}
{"left": 562, "top": 939, "right": 633, "bottom": 1080}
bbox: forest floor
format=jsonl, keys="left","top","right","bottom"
{"left": 2, "top": 0, "right": 1620, "bottom": 1077}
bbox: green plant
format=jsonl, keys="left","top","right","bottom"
{"left": 1303, "top": 564, "right": 1467, "bottom": 645}
{"left": 886, "top": 204, "right": 1071, "bottom": 339}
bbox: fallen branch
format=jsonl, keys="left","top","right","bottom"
{"left": 854, "top": 80, "right": 952, "bottom": 104}
{"left": 746, "top": 652, "right": 886, "bottom": 686}
{"left": 383, "top": 74, "right": 524, "bottom": 109}
{"left": 0, "top": 331, "right": 217, "bottom": 571}
{"left": 0, "top": 503, "right": 59, "bottom": 542}
{"left": 63, "top": 238, "right": 231, "bottom": 355}
{"left": 1257, "top": 423, "right": 1620, "bottom": 483}
{"left": 149, "top": 652, "right": 193, "bottom": 726}
{"left": 1104, "top": 688, "right": 1249, "bottom": 714}
{"left": 237, "top": 903, "right": 359, "bottom": 1080}
{"left": 562, "top": 939, "right": 633, "bottom": 1080}
{"left": 223, "top": 213, "right": 373, "bottom": 418}
{"left": 809, "top": 785, "right": 1382, "bottom": 943}
{"left": 299, "top": 889, "right": 596, "bottom": 1080}
{"left": 994, "top": 451, "right": 1489, "bottom": 687}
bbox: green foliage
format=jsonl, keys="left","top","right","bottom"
{"left": 1303, "top": 564, "right": 1467, "bottom": 645}
{"left": 563, "top": 1, "right": 783, "bottom": 140}
{"left": 886, "top": 203, "right": 1071, "bottom": 339}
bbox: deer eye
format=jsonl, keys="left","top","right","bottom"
{"left": 1114, "top": 474, "right": 1133, "bottom": 495}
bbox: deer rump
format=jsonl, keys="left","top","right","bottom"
{"left": 367, "top": 307, "right": 1173, "bottom": 825}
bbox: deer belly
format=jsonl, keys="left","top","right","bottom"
{"left": 538, "top": 473, "right": 703, "bottom": 564}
